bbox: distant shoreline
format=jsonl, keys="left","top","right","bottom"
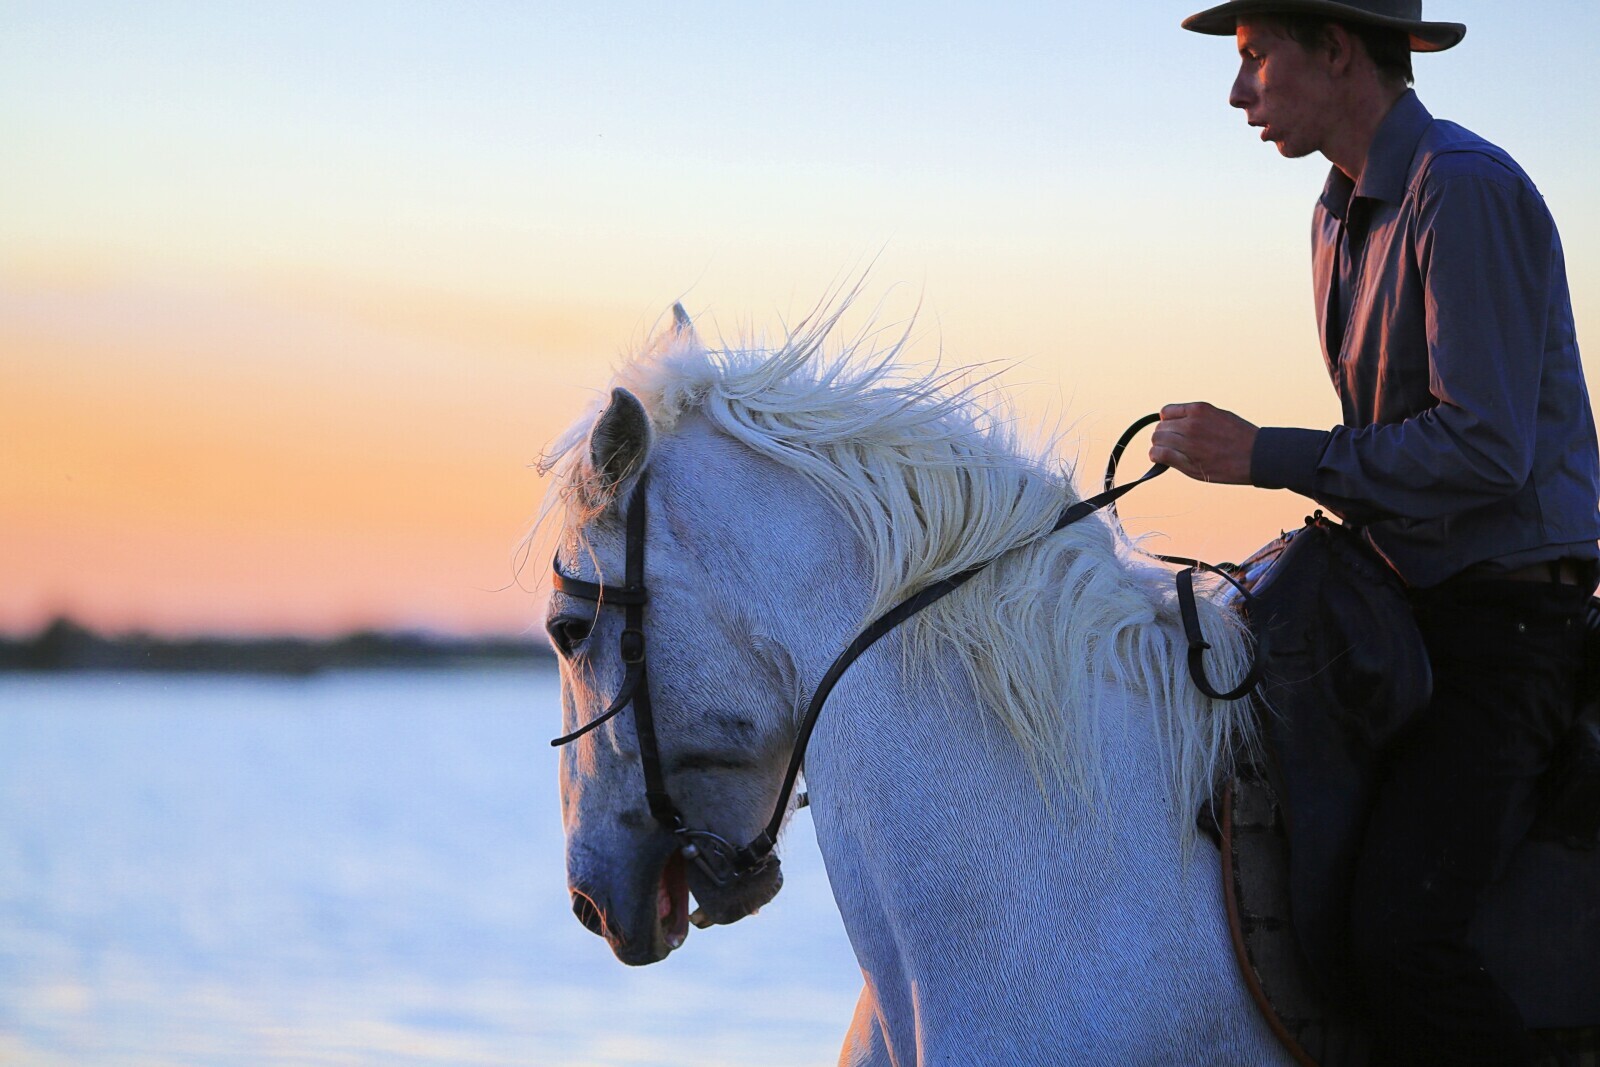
{"left": 0, "top": 618, "right": 555, "bottom": 675}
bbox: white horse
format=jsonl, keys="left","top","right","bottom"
{"left": 537, "top": 306, "right": 1292, "bottom": 1066}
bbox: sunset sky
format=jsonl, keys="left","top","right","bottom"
{"left": 4, "top": 1, "right": 1598, "bottom": 637}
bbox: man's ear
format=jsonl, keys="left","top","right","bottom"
{"left": 1321, "top": 21, "right": 1358, "bottom": 75}
{"left": 587, "top": 387, "right": 653, "bottom": 505}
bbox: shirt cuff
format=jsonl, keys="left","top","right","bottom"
{"left": 1251, "top": 427, "right": 1331, "bottom": 492}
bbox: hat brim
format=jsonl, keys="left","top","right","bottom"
{"left": 1182, "top": 0, "right": 1465, "bottom": 52}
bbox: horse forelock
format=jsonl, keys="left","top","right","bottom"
{"left": 532, "top": 300, "right": 1255, "bottom": 837}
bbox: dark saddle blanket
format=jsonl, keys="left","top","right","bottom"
{"left": 1218, "top": 515, "right": 1600, "bottom": 1050}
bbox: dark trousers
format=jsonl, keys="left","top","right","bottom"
{"left": 1349, "top": 577, "right": 1592, "bottom": 1067}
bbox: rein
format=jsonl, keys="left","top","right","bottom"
{"left": 549, "top": 415, "right": 1258, "bottom": 888}
{"left": 1103, "top": 416, "right": 1263, "bottom": 702}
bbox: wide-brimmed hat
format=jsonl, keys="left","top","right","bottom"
{"left": 1182, "top": 0, "right": 1465, "bottom": 52}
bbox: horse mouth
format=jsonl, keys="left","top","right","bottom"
{"left": 589, "top": 841, "right": 782, "bottom": 965}
{"left": 657, "top": 848, "right": 690, "bottom": 952}
{"left": 602, "top": 848, "right": 691, "bottom": 965}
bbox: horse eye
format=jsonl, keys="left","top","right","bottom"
{"left": 547, "top": 616, "right": 594, "bottom": 657}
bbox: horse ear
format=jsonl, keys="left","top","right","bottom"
{"left": 588, "top": 387, "right": 653, "bottom": 504}
{"left": 671, "top": 302, "right": 693, "bottom": 336}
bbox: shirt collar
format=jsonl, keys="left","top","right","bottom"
{"left": 1318, "top": 90, "right": 1433, "bottom": 220}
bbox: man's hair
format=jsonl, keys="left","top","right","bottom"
{"left": 1276, "top": 14, "right": 1415, "bottom": 85}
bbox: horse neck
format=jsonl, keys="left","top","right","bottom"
{"left": 805, "top": 636, "right": 1183, "bottom": 894}
{"left": 799, "top": 631, "right": 1242, "bottom": 1057}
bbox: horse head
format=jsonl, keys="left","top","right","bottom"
{"left": 544, "top": 315, "right": 865, "bottom": 965}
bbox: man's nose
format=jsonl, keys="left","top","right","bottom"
{"left": 1229, "top": 72, "right": 1254, "bottom": 110}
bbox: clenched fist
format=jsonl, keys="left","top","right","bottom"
{"left": 1149, "top": 402, "right": 1258, "bottom": 485}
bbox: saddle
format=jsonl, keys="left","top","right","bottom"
{"left": 1212, "top": 515, "right": 1600, "bottom": 1066}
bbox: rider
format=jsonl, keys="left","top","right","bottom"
{"left": 1151, "top": 2, "right": 1600, "bottom": 1063}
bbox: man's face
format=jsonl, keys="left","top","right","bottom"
{"left": 1229, "top": 16, "right": 1338, "bottom": 159}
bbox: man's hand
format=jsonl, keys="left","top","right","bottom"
{"left": 1149, "top": 402, "right": 1259, "bottom": 485}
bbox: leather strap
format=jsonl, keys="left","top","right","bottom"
{"left": 1103, "top": 413, "right": 1260, "bottom": 702}
{"left": 745, "top": 447, "right": 1181, "bottom": 864}
{"left": 551, "top": 570, "right": 647, "bottom": 605}
{"left": 550, "top": 475, "right": 687, "bottom": 831}
{"left": 1178, "top": 567, "right": 1263, "bottom": 701}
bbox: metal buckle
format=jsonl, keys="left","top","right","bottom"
{"left": 674, "top": 827, "right": 771, "bottom": 888}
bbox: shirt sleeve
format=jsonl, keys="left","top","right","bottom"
{"left": 1251, "top": 161, "right": 1555, "bottom": 525}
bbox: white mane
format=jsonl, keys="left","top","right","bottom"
{"left": 540, "top": 306, "right": 1257, "bottom": 831}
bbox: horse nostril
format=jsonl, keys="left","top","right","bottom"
{"left": 571, "top": 893, "right": 607, "bottom": 937}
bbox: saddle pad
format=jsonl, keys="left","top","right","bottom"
{"left": 1221, "top": 764, "right": 1600, "bottom": 1067}
{"left": 1221, "top": 765, "right": 1370, "bottom": 1067}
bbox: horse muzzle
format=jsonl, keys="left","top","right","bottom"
{"left": 567, "top": 836, "right": 695, "bottom": 965}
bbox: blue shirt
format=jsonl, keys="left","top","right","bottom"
{"left": 1251, "top": 91, "right": 1600, "bottom": 588}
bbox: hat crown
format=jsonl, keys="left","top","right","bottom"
{"left": 1348, "top": 0, "right": 1424, "bottom": 18}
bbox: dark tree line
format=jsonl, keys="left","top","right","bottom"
{"left": 0, "top": 617, "right": 552, "bottom": 674}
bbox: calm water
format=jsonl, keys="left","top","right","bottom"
{"left": 0, "top": 670, "right": 861, "bottom": 1066}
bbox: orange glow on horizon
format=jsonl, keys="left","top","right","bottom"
{"left": 4, "top": 261, "right": 1592, "bottom": 639}
{"left": 0, "top": 291, "right": 581, "bottom": 638}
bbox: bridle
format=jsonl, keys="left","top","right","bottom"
{"left": 548, "top": 414, "right": 1259, "bottom": 888}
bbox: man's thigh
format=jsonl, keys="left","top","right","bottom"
{"left": 1347, "top": 579, "right": 1587, "bottom": 1061}
{"left": 1359, "top": 580, "right": 1587, "bottom": 924}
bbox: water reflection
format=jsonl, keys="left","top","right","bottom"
{"left": 0, "top": 671, "right": 860, "bottom": 1066}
